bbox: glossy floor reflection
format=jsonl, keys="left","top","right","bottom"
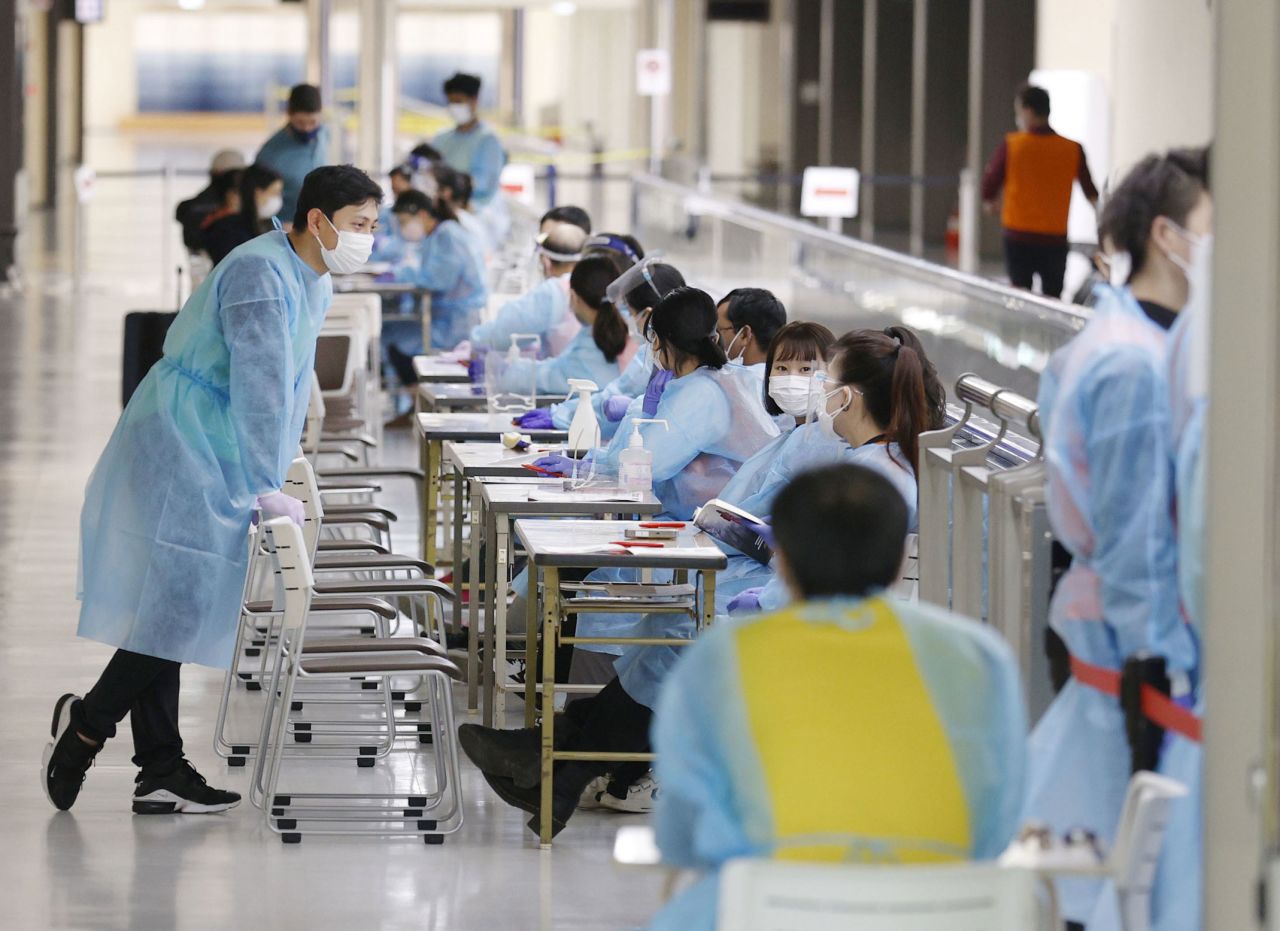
{"left": 0, "top": 202, "right": 666, "bottom": 930}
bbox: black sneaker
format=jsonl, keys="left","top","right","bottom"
{"left": 42, "top": 693, "right": 100, "bottom": 811}
{"left": 132, "top": 759, "right": 241, "bottom": 814}
{"left": 458, "top": 724, "right": 542, "bottom": 787}
{"left": 477, "top": 771, "right": 571, "bottom": 840}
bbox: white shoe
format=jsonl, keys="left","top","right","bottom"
{"left": 577, "top": 775, "right": 609, "bottom": 810}
{"left": 597, "top": 774, "right": 659, "bottom": 814}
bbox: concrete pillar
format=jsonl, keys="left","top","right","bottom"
{"left": 0, "top": 0, "right": 21, "bottom": 273}
{"left": 357, "top": 0, "right": 396, "bottom": 176}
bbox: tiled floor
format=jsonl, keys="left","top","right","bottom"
{"left": 0, "top": 186, "right": 666, "bottom": 930}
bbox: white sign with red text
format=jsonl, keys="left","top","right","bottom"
{"left": 800, "top": 167, "right": 861, "bottom": 219}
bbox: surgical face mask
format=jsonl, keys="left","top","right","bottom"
{"left": 1107, "top": 250, "right": 1132, "bottom": 288}
{"left": 400, "top": 219, "right": 427, "bottom": 243}
{"left": 723, "top": 327, "right": 746, "bottom": 363}
{"left": 290, "top": 124, "right": 321, "bottom": 143}
{"left": 447, "top": 102, "right": 474, "bottom": 125}
{"left": 1180, "top": 231, "right": 1213, "bottom": 327}
{"left": 769, "top": 374, "right": 819, "bottom": 417}
{"left": 315, "top": 214, "right": 374, "bottom": 275}
{"left": 258, "top": 194, "right": 283, "bottom": 221}
{"left": 816, "top": 385, "right": 852, "bottom": 441}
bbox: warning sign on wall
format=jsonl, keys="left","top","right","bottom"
{"left": 636, "top": 49, "right": 672, "bottom": 97}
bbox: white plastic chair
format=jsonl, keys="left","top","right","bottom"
{"left": 716, "top": 859, "right": 1053, "bottom": 931}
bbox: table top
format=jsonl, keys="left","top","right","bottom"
{"left": 481, "top": 482, "right": 662, "bottom": 516}
{"left": 333, "top": 274, "right": 428, "bottom": 296}
{"left": 444, "top": 441, "right": 569, "bottom": 476}
{"left": 515, "top": 519, "right": 727, "bottom": 570}
{"left": 420, "top": 382, "right": 564, "bottom": 410}
{"left": 416, "top": 412, "right": 567, "bottom": 442}
{"left": 413, "top": 356, "right": 472, "bottom": 383}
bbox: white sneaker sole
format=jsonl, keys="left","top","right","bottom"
{"left": 132, "top": 789, "right": 241, "bottom": 815}
{"left": 41, "top": 693, "right": 80, "bottom": 810}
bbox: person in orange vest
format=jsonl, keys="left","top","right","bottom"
{"left": 982, "top": 84, "right": 1099, "bottom": 299}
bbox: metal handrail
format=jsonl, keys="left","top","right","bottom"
{"left": 632, "top": 172, "right": 1091, "bottom": 335}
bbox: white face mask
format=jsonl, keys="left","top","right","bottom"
{"left": 816, "top": 385, "right": 851, "bottom": 440}
{"left": 723, "top": 328, "right": 746, "bottom": 363}
{"left": 447, "top": 102, "right": 474, "bottom": 125}
{"left": 1107, "top": 250, "right": 1131, "bottom": 288}
{"left": 315, "top": 214, "right": 374, "bottom": 275}
{"left": 258, "top": 194, "right": 283, "bottom": 221}
{"left": 1165, "top": 225, "right": 1213, "bottom": 316}
{"left": 400, "top": 219, "right": 426, "bottom": 243}
{"left": 769, "top": 374, "right": 819, "bottom": 417}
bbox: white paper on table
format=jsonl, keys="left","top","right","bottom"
{"left": 525, "top": 489, "right": 646, "bottom": 504}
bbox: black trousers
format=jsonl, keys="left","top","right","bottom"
{"left": 74, "top": 648, "right": 184, "bottom": 773}
{"left": 1004, "top": 236, "right": 1069, "bottom": 300}
{"left": 555, "top": 678, "right": 652, "bottom": 799}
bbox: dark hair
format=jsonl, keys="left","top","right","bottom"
{"left": 828, "top": 326, "right": 945, "bottom": 476}
{"left": 409, "top": 143, "right": 442, "bottom": 165}
{"left": 1099, "top": 146, "right": 1210, "bottom": 282}
{"left": 772, "top": 464, "right": 909, "bottom": 598}
{"left": 393, "top": 189, "right": 457, "bottom": 225}
{"left": 646, "top": 287, "right": 727, "bottom": 371}
{"left": 433, "top": 164, "right": 473, "bottom": 207}
{"left": 763, "top": 322, "right": 836, "bottom": 417}
{"left": 210, "top": 167, "right": 243, "bottom": 204}
{"left": 293, "top": 165, "right": 383, "bottom": 231}
{"left": 238, "top": 163, "right": 282, "bottom": 232}
{"left": 570, "top": 256, "right": 629, "bottom": 363}
{"left": 443, "top": 72, "right": 482, "bottom": 98}
{"left": 626, "top": 263, "right": 685, "bottom": 312}
{"left": 389, "top": 165, "right": 412, "bottom": 182}
{"left": 541, "top": 205, "right": 592, "bottom": 234}
{"left": 287, "top": 83, "right": 322, "bottom": 114}
{"left": 721, "top": 287, "right": 788, "bottom": 354}
{"left": 1017, "top": 84, "right": 1050, "bottom": 118}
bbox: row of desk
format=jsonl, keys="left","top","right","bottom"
{"left": 410, "top": 354, "right": 728, "bottom": 844}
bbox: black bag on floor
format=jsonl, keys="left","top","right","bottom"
{"left": 121, "top": 311, "right": 177, "bottom": 407}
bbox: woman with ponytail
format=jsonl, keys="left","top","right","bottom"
{"left": 496, "top": 254, "right": 630, "bottom": 394}
{"left": 726, "top": 324, "right": 946, "bottom": 616}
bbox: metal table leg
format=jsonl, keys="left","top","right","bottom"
{"left": 466, "top": 482, "right": 483, "bottom": 713}
{"left": 450, "top": 466, "right": 465, "bottom": 636}
{"left": 539, "top": 565, "right": 560, "bottom": 847}
{"left": 486, "top": 512, "right": 511, "bottom": 725}
{"left": 524, "top": 568, "right": 538, "bottom": 728}
{"left": 423, "top": 437, "right": 441, "bottom": 565}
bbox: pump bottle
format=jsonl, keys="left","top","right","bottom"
{"left": 565, "top": 379, "right": 601, "bottom": 453}
{"left": 618, "top": 418, "right": 669, "bottom": 492}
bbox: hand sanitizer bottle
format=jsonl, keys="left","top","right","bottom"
{"left": 566, "top": 379, "right": 601, "bottom": 453}
{"left": 618, "top": 418, "right": 668, "bottom": 492}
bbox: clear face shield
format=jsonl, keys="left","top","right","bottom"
{"left": 605, "top": 256, "right": 675, "bottom": 337}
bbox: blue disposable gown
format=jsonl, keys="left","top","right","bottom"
{"left": 570, "top": 365, "right": 779, "bottom": 661}
{"left": 393, "top": 219, "right": 488, "bottom": 350}
{"left": 648, "top": 595, "right": 1027, "bottom": 930}
{"left": 496, "top": 323, "right": 621, "bottom": 396}
{"left": 371, "top": 206, "right": 405, "bottom": 264}
{"left": 1151, "top": 302, "right": 1208, "bottom": 931}
{"left": 551, "top": 343, "right": 655, "bottom": 439}
{"left": 433, "top": 122, "right": 507, "bottom": 206}
{"left": 1024, "top": 285, "right": 1195, "bottom": 924}
{"left": 469, "top": 275, "right": 574, "bottom": 353}
{"left": 77, "top": 230, "right": 331, "bottom": 668}
{"left": 255, "top": 125, "right": 330, "bottom": 223}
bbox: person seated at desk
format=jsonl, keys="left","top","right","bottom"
{"left": 646, "top": 463, "right": 1027, "bottom": 929}
{"left": 176, "top": 148, "right": 245, "bottom": 252}
{"left": 716, "top": 287, "right": 788, "bottom": 377}
{"left": 189, "top": 167, "right": 242, "bottom": 260}
{"left": 433, "top": 164, "right": 491, "bottom": 259}
{"left": 468, "top": 221, "right": 589, "bottom": 356}
{"left": 371, "top": 164, "right": 414, "bottom": 263}
{"left": 526, "top": 259, "right": 686, "bottom": 440}
{"left": 203, "top": 164, "right": 283, "bottom": 267}
{"left": 383, "top": 190, "right": 487, "bottom": 380}
{"left": 492, "top": 255, "right": 630, "bottom": 395}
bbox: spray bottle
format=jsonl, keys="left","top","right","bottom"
{"left": 618, "top": 418, "right": 669, "bottom": 492}
{"left": 565, "top": 379, "right": 601, "bottom": 453}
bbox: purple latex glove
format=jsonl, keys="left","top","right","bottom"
{"left": 727, "top": 587, "right": 764, "bottom": 615}
{"left": 467, "top": 356, "right": 486, "bottom": 385}
{"left": 374, "top": 270, "right": 397, "bottom": 283}
{"left": 642, "top": 369, "right": 674, "bottom": 416}
{"left": 603, "top": 394, "right": 632, "bottom": 422}
{"left": 532, "top": 452, "right": 592, "bottom": 477}
{"left": 515, "top": 408, "right": 555, "bottom": 429}
{"left": 257, "top": 491, "right": 305, "bottom": 527}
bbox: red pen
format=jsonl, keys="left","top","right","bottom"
{"left": 522, "top": 464, "right": 557, "bottom": 475}
{"left": 639, "top": 522, "right": 685, "bottom": 529}
{"left": 609, "top": 540, "right": 666, "bottom": 548}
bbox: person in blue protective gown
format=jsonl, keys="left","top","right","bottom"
{"left": 1145, "top": 153, "right": 1211, "bottom": 931}
{"left": 715, "top": 287, "right": 787, "bottom": 371}
{"left": 494, "top": 254, "right": 629, "bottom": 395}
{"left": 526, "top": 261, "right": 686, "bottom": 440}
{"left": 254, "top": 84, "right": 330, "bottom": 225}
{"left": 385, "top": 190, "right": 487, "bottom": 371}
{"left": 648, "top": 463, "right": 1026, "bottom": 930}
{"left": 467, "top": 221, "right": 587, "bottom": 355}
{"left": 370, "top": 163, "right": 414, "bottom": 264}
{"left": 433, "top": 72, "right": 507, "bottom": 208}
{"left": 42, "top": 166, "right": 383, "bottom": 817}
{"left": 1023, "top": 148, "right": 1208, "bottom": 928}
